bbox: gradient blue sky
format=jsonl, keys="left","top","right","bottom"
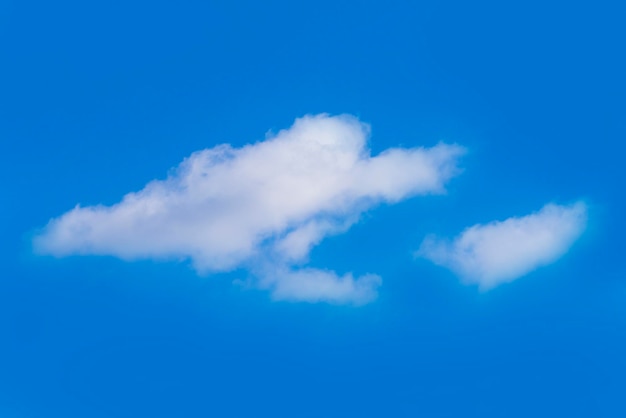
{"left": 2, "top": 0, "right": 626, "bottom": 417}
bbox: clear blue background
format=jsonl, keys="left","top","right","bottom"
{"left": 1, "top": 0, "right": 625, "bottom": 416}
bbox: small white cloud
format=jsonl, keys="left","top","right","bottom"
{"left": 417, "top": 202, "right": 588, "bottom": 289}
{"left": 34, "top": 114, "right": 464, "bottom": 304}
{"left": 260, "top": 266, "right": 382, "bottom": 305}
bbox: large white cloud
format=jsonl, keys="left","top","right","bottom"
{"left": 417, "top": 202, "right": 588, "bottom": 289}
{"left": 34, "top": 114, "right": 465, "bottom": 304}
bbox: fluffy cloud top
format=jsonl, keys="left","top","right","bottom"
{"left": 417, "top": 202, "right": 588, "bottom": 289}
{"left": 34, "top": 114, "right": 464, "bottom": 304}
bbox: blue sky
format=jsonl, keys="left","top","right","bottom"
{"left": 1, "top": 0, "right": 625, "bottom": 416}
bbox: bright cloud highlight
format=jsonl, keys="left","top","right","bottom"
{"left": 34, "top": 114, "right": 465, "bottom": 304}
{"left": 417, "top": 202, "right": 588, "bottom": 289}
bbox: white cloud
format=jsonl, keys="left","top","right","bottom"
{"left": 258, "top": 266, "right": 382, "bottom": 305}
{"left": 417, "top": 201, "right": 588, "bottom": 289}
{"left": 34, "top": 114, "right": 464, "bottom": 304}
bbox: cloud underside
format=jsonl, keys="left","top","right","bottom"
{"left": 418, "top": 202, "right": 588, "bottom": 289}
{"left": 34, "top": 114, "right": 465, "bottom": 304}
